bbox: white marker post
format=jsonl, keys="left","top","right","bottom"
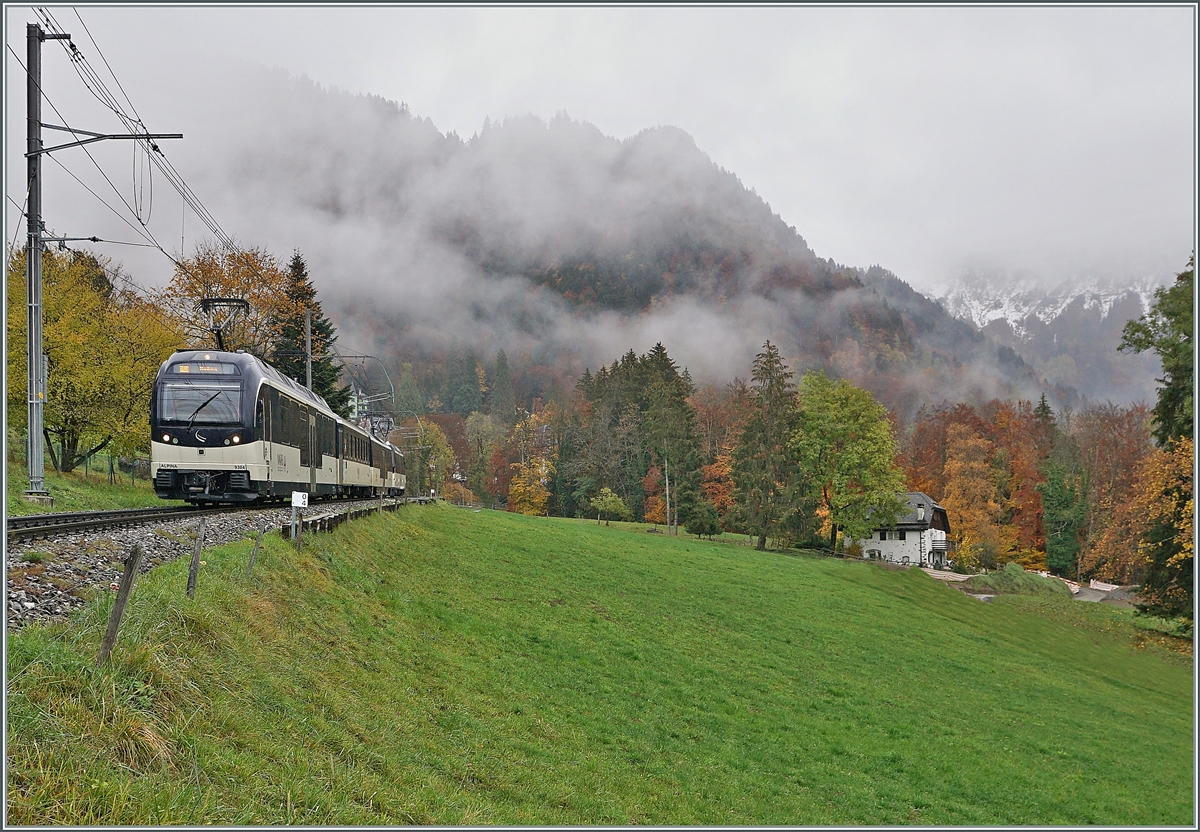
{"left": 291, "top": 491, "right": 308, "bottom": 553}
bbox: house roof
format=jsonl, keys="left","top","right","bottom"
{"left": 897, "top": 492, "right": 941, "bottom": 524}
{"left": 873, "top": 491, "right": 950, "bottom": 532}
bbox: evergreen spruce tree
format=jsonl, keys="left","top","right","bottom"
{"left": 395, "top": 362, "right": 424, "bottom": 417}
{"left": 445, "top": 349, "right": 483, "bottom": 417}
{"left": 270, "top": 251, "right": 352, "bottom": 417}
{"left": 731, "top": 341, "right": 801, "bottom": 550}
{"left": 490, "top": 349, "right": 517, "bottom": 426}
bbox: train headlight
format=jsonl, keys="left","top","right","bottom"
{"left": 171, "top": 437, "right": 179, "bottom": 444}
{"left": 231, "top": 434, "right": 241, "bottom": 444}
{"left": 161, "top": 433, "right": 170, "bottom": 443}
{"left": 223, "top": 439, "right": 230, "bottom": 445}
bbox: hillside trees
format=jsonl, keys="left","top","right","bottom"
{"left": 445, "top": 350, "right": 484, "bottom": 417}
{"left": 1119, "top": 256, "right": 1193, "bottom": 446}
{"left": 730, "top": 341, "right": 801, "bottom": 550}
{"left": 489, "top": 349, "right": 517, "bottom": 426}
{"left": 269, "top": 251, "right": 352, "bottom": 417}
{"left": 558, "top": 343, "right": 699, "bottom": 531}
{"left": 791, "top": 371, "right": 905, "bottom": 547}
{"left": 6, "top": 247, "right": 181, "bottom": 470}
{"left": 1113, "top": 258, "right": 1194, "bottom": 616}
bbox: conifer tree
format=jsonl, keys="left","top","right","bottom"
{"left": 731, "top": 341, "right": 801, "bottom": 550}
{"left": 270, "top": 251, "right": 352, "bottom": 417}
{"left": 490, "top": 349, "right": 517, "bottom": 425}
{"left": 445, "top": 350, "right": 483, "bottom": 417}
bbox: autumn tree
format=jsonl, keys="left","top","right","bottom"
{"left": 790, "top": 371, "right": 905, "bottom": 548}
{"left": 417, "top": 421, "right": 458, "bottom": 498}
{"left": 7, "top": 247, "right": 181, "bottom": 470}
{"left": 940, "top": 423, "right": 1002, "bottom": 570}
{"left": 155, "top": 241, "right": 293, "bottom": 356}
{"left": 268, "top": 250, "right": 352, "bottom": 416}
{"left": 1072, "top": 402, "right": 1153, "bottom": 552}
{"left": 731, "top": 341, "right": 801, "bottom": 550}
{"left": 1131, "top": 437, "right": 1193, "bottom": 618}
{"left": 507, "top": 410, "right": 557, "bottom": 516}
{"left": 1120, "top": 255, "right": 1193, "bottom": 446}
{"left": 700, "top": 453, "right": 736, "bottom": 529}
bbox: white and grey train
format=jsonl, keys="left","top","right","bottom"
{"left": 150, "top": 349, "right": 405, "bottom": 504}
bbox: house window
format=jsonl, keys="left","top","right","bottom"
{"left": 880, "top": 531, "right": 887, "bottom": 541}
{"left": 898, "top": 530, "right": 906, "bottom": 541}
{"left": 917, "top": 504, "right": 926, "bottom": 521}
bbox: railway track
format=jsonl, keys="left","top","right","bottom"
{"left": 7, "top": 497, "right": 435, "bottom": 544}
{"left": 5, "top": 504, "right": 246, "bottom": 543}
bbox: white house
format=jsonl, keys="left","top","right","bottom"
{"left": 851, "top": 492, "right": 952, "bottom": 568}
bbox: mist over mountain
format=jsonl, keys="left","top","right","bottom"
{"left": 935, "top": 271, "right": 1168, "bottom": 405}
{"left": 181, "top": 67, "right": 1087, "bottom": 418}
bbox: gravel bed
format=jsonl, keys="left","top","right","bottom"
{"left": 5, "top": 499, "right": 397, "bottom": 631}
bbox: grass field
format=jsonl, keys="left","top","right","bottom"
{"left": 6, "top": 458, "right": 173, "bottom": 516}
{"left": 5, "top": 504, "right": 1193, "bottom": 824}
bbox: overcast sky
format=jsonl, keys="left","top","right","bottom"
{"left": 4, "top": 4, "right": 1196, "bottom": 293}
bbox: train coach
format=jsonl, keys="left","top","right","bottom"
{"left": 150, "top": 349, "right": 405, "bottom": 504}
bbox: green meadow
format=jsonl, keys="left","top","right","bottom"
{"left": 5, "top": 504, "right": 1193, "bottom": 825}
{"left": 6, "top": 458, "right": 173, "bottom": 516}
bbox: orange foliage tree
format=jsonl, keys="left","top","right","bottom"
{"left": 1082, "top": 437, "right": 1193, "bottom": 602}
{"left": 155, "top": 242, "right": 294, "bottom": 356}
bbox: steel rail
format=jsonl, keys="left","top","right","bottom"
{"left": 7, "top": 504, "right": 250, "bottom": 543}
{"left": 7, "top": 496, "right": 427, "bottom": 544}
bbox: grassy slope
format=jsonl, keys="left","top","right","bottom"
{"left": 6, "top": 459, "right": 177, "bottom": 516}
{"left": 5, "top": 505, "right": 1193, "bottom": 825}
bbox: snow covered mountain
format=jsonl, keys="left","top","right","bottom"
{"left": 933, "top": 271, "right": 1169, "bottom": 405}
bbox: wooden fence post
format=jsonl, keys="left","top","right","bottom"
{"left": 97, "top": 544, "right": 144, "bottom": 665}
{"left": 246, "top": 524, "right": 268, "bottom": 578}
{"left": 187, "top": 517, "right": 206, "bottom": 599}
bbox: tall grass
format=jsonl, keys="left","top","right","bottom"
{"left": 6, "top": 505, "right": 1193, "bottom": 824}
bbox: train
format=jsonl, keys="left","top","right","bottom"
{"left": 149, "top": 349, "right": 405, "bottom": 504}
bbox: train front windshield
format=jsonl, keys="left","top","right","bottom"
{"left": 158, "top": 380, "right": 243, "bottom": 425}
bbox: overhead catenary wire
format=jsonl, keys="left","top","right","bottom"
{"left": 36, "top": 8, "right": 236, "bottom": 253}
{"left": 37, "top": 8, "right": 155, "bottom": 225}
{"left": 7, "top": 185, "right": 31, "bottom": 257}
{"left": 6, "top": 35, "right": 222, "bottom": 290}
{"left": 7, "top": 42, "right": 158, "bottom": 249}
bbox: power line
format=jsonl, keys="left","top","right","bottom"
{"left": 6, "top": 42, "right": 155, "bottom": 248}
{"left": 7, "top": 185, "right": 31, "bottom": 257}
{"left": 36, "top": 8, "right": 237, "bottom": 252}
{"left": 6, "top": 38, "right": 210, "bottom": 287}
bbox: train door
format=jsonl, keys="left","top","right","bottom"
{"left": 312, "top": 410, "right": 321, "bottom": 489}
{"left": 334, "top": 423, "right": 343, "bottom": 491}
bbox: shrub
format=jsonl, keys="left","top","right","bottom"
{"left": 964, "top": 562, "right": 1071, "bottom": 598}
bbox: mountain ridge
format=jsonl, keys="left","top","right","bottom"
{"left": 182, "top": 67, "right": 1143, "bottom": 416}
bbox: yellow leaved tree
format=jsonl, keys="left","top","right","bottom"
{"left": 507, "top": 410, "right": 557, "bottom": 516}
{"left": 6, "top": 247, "right": 182, "bottom": 470}
{"left": 940, "top": 423, "right": 1004, "bottom": 570}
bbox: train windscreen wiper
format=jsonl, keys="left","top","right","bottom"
{"left": 185, "top": 391, "right": 224, "bottom": 431}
